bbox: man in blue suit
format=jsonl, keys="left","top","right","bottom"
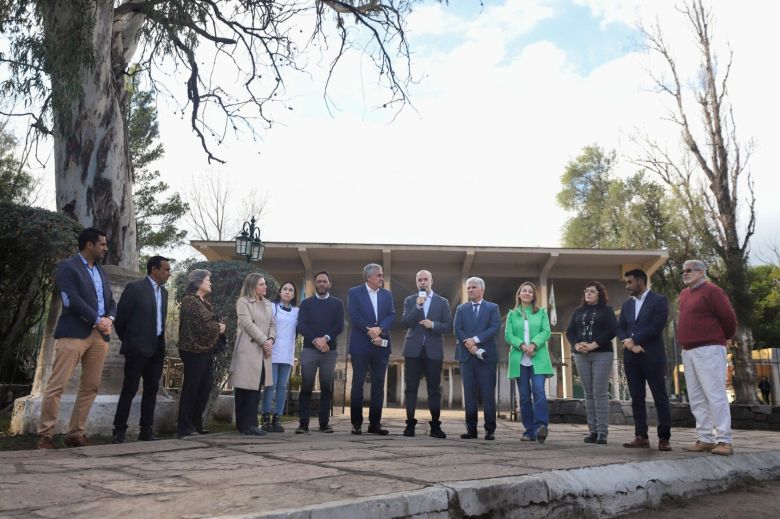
{"left": 348, "top": 263, "right": 395, "bottom": 435}
{"left": 38, "top": 227, "right": 117, "bottom": 449}
{"left": 401, "top": 270, "right": 452, "bottom": 438}
{"left": 616, "top": 269, "right": 672, "bottom": 451}
{"left": 454, "top": 277, "right": 501, "bottom": 440}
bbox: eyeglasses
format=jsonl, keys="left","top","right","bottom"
{"left": 682, "top": 269, "right": 701, "bottom": 274}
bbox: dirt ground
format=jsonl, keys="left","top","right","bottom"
{"left": 620, "top": 479, "right": 780, "bottom": 518}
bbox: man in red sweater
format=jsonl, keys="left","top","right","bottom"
{"left": 677, "top": 259, "right": 737, "bottom": 456}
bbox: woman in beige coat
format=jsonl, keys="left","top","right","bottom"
{"left": 229, "top": 273, "right": 276, "bottom": 436}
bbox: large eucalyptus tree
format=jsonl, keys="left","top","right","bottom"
{"left": 0, "top": 0, "right": 416, "bottom": 268}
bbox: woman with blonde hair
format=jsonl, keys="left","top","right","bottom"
{"left": 229, "top": 273, "right": 276, "bottom": 436}
{"left": 505, "top": 281, "right": 553, "bottom": 443}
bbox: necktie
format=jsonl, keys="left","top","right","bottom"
{"left": 472, "top": 303, "right": 480, "bottom": 316}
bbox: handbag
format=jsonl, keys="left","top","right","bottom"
{"left": 212, "top": 333, "right": 228, "bottom": 355}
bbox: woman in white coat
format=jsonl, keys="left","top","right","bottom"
{"left": 229, "top": 273, "right": 276, "bottom": 436}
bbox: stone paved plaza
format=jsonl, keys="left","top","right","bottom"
{"left": 2, "top": 409, "right": 779, "bottom": 518}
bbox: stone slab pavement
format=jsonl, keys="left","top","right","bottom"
{"left": 2, "top": 408, "right": 779, "bottom": 519}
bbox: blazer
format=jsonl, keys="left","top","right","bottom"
{"left": 453, "top": 300, "right": 501, "bottom": 364}
{"left": 616, "top": 290, "right": 669, "bottom": 365}
{"left": 565, "top": 304, "right": 617, "bottom": 353}
{"left": 348, "top": 284, "right": 395, "bottom": 355}
{"left": 401, "top": 292, "right": 453, "bottom": 360}
{"left": 229, "top": 296, "right": 276, "bottom": 390}
{"left": 505, "top": 306, "right": 553, "bottom": 378}
{"left": 54, "top": 254, "right": 117, "bottom": 341}
{"left": 115, "top": 277, "right": 168, "bottom": 357}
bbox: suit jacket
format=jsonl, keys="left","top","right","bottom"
{"left": 616, "top": 290, "right": 669, "bottom": 365}
{"left": 401, "top": 292, "right": 452, "bottom": 360}
{"left": 115, "top": 277, "right": 168, "bottom": 357}
{"left": 348, "top": 284, "right": 395, "bottom": 355}
{"left": 454, "top": 300, "right": 501, "bottom": 364}
{"left": 54, "top": 254, "right": 117, "bottom": 341}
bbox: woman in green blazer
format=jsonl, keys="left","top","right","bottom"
{"left": 505, "top": 281, "right": 553, "bottom": 443}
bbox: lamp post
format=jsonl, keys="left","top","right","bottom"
{"left": 235, "top": 216, "right": 265, "bottom": 263}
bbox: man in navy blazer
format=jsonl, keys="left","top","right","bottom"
{"left": 38, "top": 227, "right": 117, "bottom": 449}
{"left": 112, "top": 255, "right": 171, "bottom": 444}
{"left": 401, "top": 270, "right": 452, "bottom": 438}
{"left": 348, "top": 263, "right": 395, "bottom": 435}
{"left": 616, "top": 269, "right": 672, "bottom": 451}
{"left": 454, "top": 277, "right": 501, "bottom": 440}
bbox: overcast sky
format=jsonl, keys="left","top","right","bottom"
{"left": 20, "top": 0, "right": 780, "bottom": 262}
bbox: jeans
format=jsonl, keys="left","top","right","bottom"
{"left": 573, "top": 351, "right": 612, "bottom": 435}
{"left": 516, "top": 364, "right": 548, "bottom": 438}
{"left": 262, "top": 363, "right": 293, "bottom": 416}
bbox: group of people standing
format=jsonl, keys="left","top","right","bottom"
{"left": 35, "top": 228, "right": 739, "bottom": 458}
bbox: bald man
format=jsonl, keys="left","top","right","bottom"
{"left": 401, "top": 270, "right": 452, "bottom": 438}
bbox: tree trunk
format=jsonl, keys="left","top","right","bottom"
{"left": 41, "top": 1, "right": 138, "bottom": 269}
{"left": 731, "top": 325, "right": 757, "bottom": 404}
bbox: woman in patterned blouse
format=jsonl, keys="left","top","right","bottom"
{"left": 177, "top": 269, "right": 225, "bottom": 438}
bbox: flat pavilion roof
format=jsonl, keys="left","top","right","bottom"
{"left": 190, "top": 241, "right": 669, "bottom": 314}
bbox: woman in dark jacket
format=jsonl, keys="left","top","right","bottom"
{"left": 566, "top": 281, "right": 617, "bottom": 445}
{"left": 177, "top": 269, "right": 225, "bottom": 438}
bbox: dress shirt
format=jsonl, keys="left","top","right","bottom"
{"left": 147, "top": 276, "right": 164, "bottom": 336}
{"left": 79, "top": 253, "right": 105, "bottom": 325}
{"left": 632, "top": 289, "right": 650, "bottom": 319}
{"left": 366, "top": 283, "right": 379, "bottom": 321}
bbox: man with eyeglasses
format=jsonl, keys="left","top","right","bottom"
{"left": 677, "top": 259, "right": 737, "bottom": 456}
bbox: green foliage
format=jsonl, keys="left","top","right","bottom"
{"left": 0, "top": 122, "right": 35, "bottom": 204}
{"left": 748, "top": 264, "right": 780, "bottom": 348}
{"left": 0, "top": 202, "right": 82, "bottom": 382}
{"left": 557, "top": 144, "right": 720, "bottom": 299}
{"left": 173, "top": 260, "right": 278, "bottom": 419}
{"left": 127, "top": 73, "right": 188, "bottom": 254}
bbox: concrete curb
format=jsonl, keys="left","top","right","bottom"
{"left": 221, "top": 450, "right": 780, "bottom": 519}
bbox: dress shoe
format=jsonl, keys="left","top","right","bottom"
{"left": 260, "top": 413, "right": 272, "bottom": 432}
{"left": 658, "top": 439, "right": 672, "bottom": 451}
{"left": 460, "top": 431, "right": 478, "bottom": 439}
{"left": 711, "top": 442, "right": 734, "bottom": 456}
{"left": 484, "top": 431, "right": 495, "bottom": 441}
{"left": 64, "top": 434, "right": 90, "bottom": 448}
{"left": 295, "top": 424, "right": 309, "bottom": 434}
{"left": 403, "top": 419, "right": 417, "bottom": 437}
{"left": 318, "top": 424, "right": 334, "bottom": 433}
{"left": 596, "top": 432, "right": 608, "bottom": 445}
{"left": 37, "top": 436, "right": 55, "bottom": 450}
{"left": 583, "top": 433, "right": 598, "bottom": 443}
{"left": 536, "top": 425, "right": 548, "bottom": 444}
{"left": 242, "top": 426, "right": 267, "bottom": 436}
{"left": 429, "top": 421, "right": 447, "bottom": 439}
{"left": 112, "top": 429, "right": 126, "bottom": 444}
{"left": 367, "top": 425, "right": 389, "bottom": 436}
{"left": 622, "top": 436, "right": 650, "bottom": 449}
{"left": 351, "top": 425, "right": 362, "bottom": 435}
{"left": 683, "top": 440, "right": 716, "bottom": 452}
{"left": 138, "top": 428, "right": 159, "bottom": 441}
{"left": 520, "top": 434, "right": 536, "bottom": 442}
{"left": 197, "top": 429, "right": 211, "bottom": 435}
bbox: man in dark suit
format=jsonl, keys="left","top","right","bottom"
{"left": 401, "top": 270, "right": 452, "bottom": 438}
{"left": 112, "top": 255, "right": 172, "bottom": 443}
{"left": 616, "top": 268, "right": 672, "bottom": 451}
{"left": 348, "top": 263, "right": 395, "bottom": 435}
{"left": 454, "top": 277, "right": 501, "bottom": 440}
{"left": 38, "top": 227, "right": 116, "bottom": 449}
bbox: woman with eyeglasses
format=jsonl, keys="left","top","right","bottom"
{"left": 505, "top": 281, "right": 553, "bottom": 443}
{"left": 566, "top": 281, "right": 617, "bottom": 444}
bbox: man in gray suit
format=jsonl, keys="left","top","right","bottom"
{"left": 401, "top": 270, "right": 452, "bottom": 438}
